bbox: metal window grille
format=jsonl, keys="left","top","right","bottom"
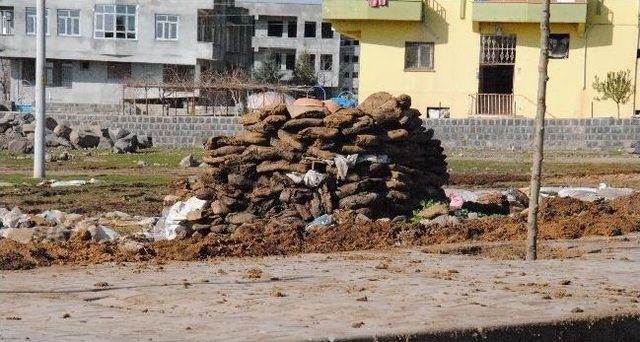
{"left": 480, "top": 34, "right": 516, "bottom": 65}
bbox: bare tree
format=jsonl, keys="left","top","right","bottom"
{"left": 527, "top": 0, "right": 551, "bottom": 261}
{"left": 0, "top": 58, "right": 10, "bottom": 102}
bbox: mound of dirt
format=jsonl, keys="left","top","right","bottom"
{"left": 2, "top": 194, "right": 639, "bottom": 269}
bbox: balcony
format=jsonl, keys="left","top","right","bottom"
{"left": 472, "top": 0, "right": 588, "bottom": 24}
{"left": 322, "top": 0, "right": 423, "bottom": 22}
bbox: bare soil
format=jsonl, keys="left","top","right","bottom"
{"left": 2, "top": 194, "right": 639, "bottom": 270}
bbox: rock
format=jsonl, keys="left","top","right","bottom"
{"left": 463, "top": 192, "right": 509, "bottom": 215}
{"left": 179, "top": 154, "right": 198, "bottom": 168}
{"left": 6, "top": 139, "right": 33, "bottom": 154}
{"left": 0, "top": 228, "right": 34, "bottom": 244}
{"left": 108, "top": 128, "right": 130, "bottom": 141}
{"left": 113, "top": 133, "right": 138, "bottom": 153}
{"left": 70, "top": 129, "right": 101, "bottom": 149}
{"left": 53, "top": 124, "right": 72, "bottom": 139}
{"left": 136, "top": 160, "right": 148, "bottom": 167}
{"left": 45, "top": 153, "right": 55, "bottom": 163}
{"left": 45, "top": 117, "right": 58, "bottom": 131}
{"left": 87, "top": 124, "right": 110, "bottom": 139}
{"left": 137, "top": 133, "right": 153, "bottom": 149}
{"left": 504, "top": 188, "right": 529, "bottom": 207}
{"left": 119, "top": 239, "right": 145, "bottom": 254}
{"left": 417, "top": 202, "right": 449, "bottom": 220}
{"left": 396, "top": 94, "right": 412, "bottom": 110}
{"left": 88, "top": 225, "right": 120, "bottom": 243}
{"left": 21, "top": 123, "right": 36, "bottom": 134}
{"left": 97, "top": 137, "right": 114, "bottom": 150}
{"left": 225, "top": 212, "right": 257, "bottom": 225}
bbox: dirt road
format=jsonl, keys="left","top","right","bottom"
{"left": 2, "top": 235, "right": 639, "bottom": 341}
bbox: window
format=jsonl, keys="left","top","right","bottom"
{"left": 107, "top": 63, "right": 131, "bottom": 82}
{"left": 343, "top": 55, "right": 350, "bottom": 63}
{"left": 22, "top": 60, "right": 35, "bottom": 85}
{"left": 405, "top": 42, "right": 434, "bottom": 71}
{"left": 285, "top": 53, "right": 295, "bottom": 71}
{"left": 58, "top": 9, "right": 80, "bottom": 36}
{"left": 61, "top": 63, "right": 73, "bottom": 88}
{"left": 352, "top": 55, "right": 359, "bottom": 63}
{"left": 287, "top": 21, "right": 297, "bottom": 37}
{"left": 352, "top": 72, "right": 359, "bottom": 78}
{"left": 343, "top": 72, "right": 349, "bottom": 78}
{"left": 156, "top": 14, "right": 178, "bottom": 40}
{"left": 304, "top": 21, "right": 316, "bottom": 38}
{"left": 26, "top": 7, "right": 49, "bottom": 35}
{"left": 1, "top": 7, "right": 14, "bottom": 35}
{"left": 321, "top": 22, "right": 333, "bottom": 39}
{"left": 94, "top": 5, "right": 137, "bottom": 39}
{"left": 549, "top": 34, "right": 570, "bottom": 59}
{"left": 45, "top": 62, "right": 54, "bottom": 86}
{"left": 267, "top": 21, "right": 283, "bottom": 37}
{"left": 320, "top": 54, "right": 333, "bottom": 71}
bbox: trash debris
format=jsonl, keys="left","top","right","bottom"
{"left": 152, "top": 197, "right": 208, "bottom": 240}
{"left": 38, "top": 178, "right": 99, "bottom": 187}
{"left": 306, "top": 214, "right": 334, "bottom": 232}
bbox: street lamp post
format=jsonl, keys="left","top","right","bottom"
{"left": 33, "top": 0, "right": 46, "bottom": 179}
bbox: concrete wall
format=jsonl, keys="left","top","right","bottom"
{"left": 0, "top": 0, "right": 221, "bottom": 65}
{"left": 330, "top": 0, "right": 640, "bottom": 118}
{"left": 237, "top": 0, "right": 342, "bottom": 88}
{"left": 48, "top": 112, "right": 640, "bottom": 150}
{"left": 10, "top": 60, "right": 162, "bottom": 105}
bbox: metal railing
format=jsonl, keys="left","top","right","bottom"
{"left": 471, "top": 93, "right": 515, "bottom": 116}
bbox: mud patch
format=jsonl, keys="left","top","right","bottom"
{"left": 2, "top": 194, "right": 640, "bottom": 269}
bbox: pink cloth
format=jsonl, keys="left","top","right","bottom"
{"left": 368, "top": 0, "right": 388, "bottom": 8}
{"left": 448, "top": 194, "right": 465, "bottom": 210}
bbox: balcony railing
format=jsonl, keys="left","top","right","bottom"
{"left": 472, "top": 0, "right": 588, "bottom": 24}
{"left": 471, "top": 93, "right": 515, "bottom": 116}
{"left": 323, "top": 0, "right": 423, "bottom": 22}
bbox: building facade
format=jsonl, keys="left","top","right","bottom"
{"left": 324, "top": 0, "right": 640, "bottom": 118}
{"left": 0, "top": 0, "right": 252, "bottom": 112}
{"left": 237, "top": 0, "right": 360, "bottom": 96}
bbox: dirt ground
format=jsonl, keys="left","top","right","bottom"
{"left": 1, "top": 235, "right": 639, "bottom": 341}
{"left": 2, "top": 193, "right": 639, "bottom": 270}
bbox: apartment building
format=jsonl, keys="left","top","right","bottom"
{"left": 0, "top": 0, "right": 252, "bottom": 112}
{"left": 324, "top": 0, "right": 640, "bottom": 118}
{"left": 237, "top": 0, "right": 360, "bottom": 95}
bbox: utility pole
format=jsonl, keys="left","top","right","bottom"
{"left": 526, "top": 0, "right": 551, "bottom": 261}
{"left": 33, "top": 0, "right": 46, "bottom": 179}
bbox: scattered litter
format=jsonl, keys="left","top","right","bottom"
{"left": 38, "top": 178, "right": 99, "bottom": 187}
{"left": 286, "top": 170, "right": 327, "bottom": 188}
{"left": 306, "top": 214, "right": 334, "bottom": 232}
{"left": 152, "top": 197, "right": 208, "bottom": 240}
{"left": 334, "top": 154, "right": 359, "bottom": 180}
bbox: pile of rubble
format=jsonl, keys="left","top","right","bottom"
{"left": 170, "top": 92, "right": 449, "bottom": 238}
{"left": 0, "top": 206, "right": 155, "bottom": 249}
{"left": 0, "top": 112, "right": 152, "bottom": 154}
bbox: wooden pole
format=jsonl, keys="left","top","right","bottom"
{"left": 526, "top": 0, "right": 551, "bottom": 261}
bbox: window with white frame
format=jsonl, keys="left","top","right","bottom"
{"left": 404, "top": 42, "right": 434, "bottom": 71}
{"left": 26, "top": 7, "right": 49, "bottom": 35}
{"left": 155, "top": 14, "right": 178, "bottom": 40}
{"left": 1, "top": 7, "right": 14, "bottom": 35}
{"left": 58, "top": 9, "right": 80, "bottom": 36}
{"left": 94, "top": 5, "right": 136, "bottom": 39}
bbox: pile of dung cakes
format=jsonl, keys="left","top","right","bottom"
{"left": 174, "top": 92, "right": 449, "bottom": 233}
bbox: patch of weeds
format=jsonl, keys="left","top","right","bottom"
{"left": 411, "top": 199, "right": 448, "bottom": 223}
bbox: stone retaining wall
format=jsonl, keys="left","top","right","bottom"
{"left": 51, "top": 113, "right": 242, "bottom": 146}
{"left": 427, "top": 118, "right": 640, "bottom": 150}
{"left": 49, "top": 113, "right": 640, "bottom": 150}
